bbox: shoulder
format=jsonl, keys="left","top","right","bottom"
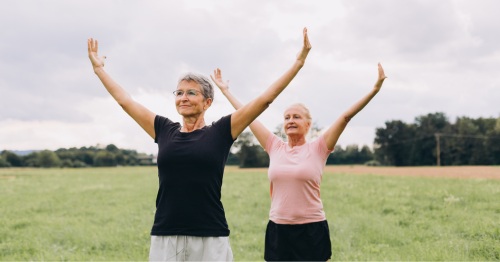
{"left": 208, "top": 114, "right": 232, "bottom": 131}
{"left": 211, "top": 114, "right": 231, "bottom": 126}
{"left": 311, "top": 135, "right": 334, "bottom": 155}
{"left": 206, "top": 114, "right": 233, "bottom": 142}
{"left": 265, "top": 133, "right": 286, "bottom": 152}
{"left": 155, "top": 115, "right": 178, "bottom": 128}
{"left": 154, "top": 115, "right": 180, "bottom": 138}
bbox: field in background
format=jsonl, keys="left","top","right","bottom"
{"left": 1, "top": 166, "right": 499, "bottom": 260}
{"left": 324, "top": 165, "right": 500, "bottom": 179}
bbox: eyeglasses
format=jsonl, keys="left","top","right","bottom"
{"left": 172, "top": 89, "right": 201, "bottom": 97}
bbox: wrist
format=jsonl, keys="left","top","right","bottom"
{"left": 294, "top": 59, "right": 305, "bottom": 68}
{"left": 93, "top": 66, "right": 104, "bottom": 74}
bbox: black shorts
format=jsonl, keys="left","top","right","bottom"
{"left": 264, "top": 220, "right": 332, "bottom": 261}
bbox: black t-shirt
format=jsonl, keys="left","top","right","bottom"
{"left": 151, "top": 114, "right": 234, "bottom": 236}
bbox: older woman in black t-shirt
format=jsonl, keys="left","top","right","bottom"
{"left": 87, "top": 28, "right": 311, "bottom": 261}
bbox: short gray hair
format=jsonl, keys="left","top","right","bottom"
{"left": 178, "top": 73, "right": 214, "bottom": 100}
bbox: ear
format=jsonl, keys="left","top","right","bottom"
{"left": 203, "top": 98, "right": 213, "bottom": 110}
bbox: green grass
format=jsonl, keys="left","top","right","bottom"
{"left": 1, "top": 166, "right": 499, "bottom": 261}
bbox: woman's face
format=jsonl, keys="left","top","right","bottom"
{"left": 174, "top": 80, "right": 212, "bottom": 117}
{"left": 283, "top": 106, "right": 311, "bottom": 137}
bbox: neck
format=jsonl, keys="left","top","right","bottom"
{"left": 181, "top": 115, "right": 206, "bottom": 132}
{"left": 287, "top": 135, "right": 306, "bottom": 148}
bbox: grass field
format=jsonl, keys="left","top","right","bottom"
{"left": 1, "top": 166, "right": 499, "bottom": 261}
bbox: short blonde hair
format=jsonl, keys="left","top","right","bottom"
{"left": 286, "top": 103, "right": 312, "bottom": 123}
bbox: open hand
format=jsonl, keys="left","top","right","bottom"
{"left": 87, "top": 38, "right": 106, "bottom": 70}
{"left": 210, "top": 68, "right": 229, "bottom": 92}
{"left": 375, "top": 63, "right": 387, "bottom": 90}
{"left": 296, "top": 27, "right": 312, "bottom": 63}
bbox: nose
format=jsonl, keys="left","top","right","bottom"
{"left": 178, "top": 92, "right": 189, "bottom": 100}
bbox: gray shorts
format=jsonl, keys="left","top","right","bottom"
{"left": 149, "top": 235, "right": 233, "bottom": 261}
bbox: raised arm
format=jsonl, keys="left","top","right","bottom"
{"left": 323, "top": 63, "right": 387, "bottom": 150}
{"left": 226, "top": 28, "right": 312, "bottom": 140}
{"left": 211, "top": 69, "right": 270, "bottom": 148}
{"left": 88, "top": 38, "right": 156, "bottom": 139}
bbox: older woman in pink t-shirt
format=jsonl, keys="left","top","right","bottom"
{"left": 212, "top": 50, "right": 387, "bottom": 260}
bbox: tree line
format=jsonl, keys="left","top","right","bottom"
{"left": 0, "top": 144, "right": 155, "bottom": 168}
{"left": 374, "top": 112, "right": 500, "bottom": 166}
{"left": 2, "top": 112, "right": 499, "bottom": 168}
{"left": 0, "top": 138, "right": 375, "bottom": 168}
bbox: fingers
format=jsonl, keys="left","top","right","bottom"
{"left": 214, "top": 68, "right": 222, "bottom": 79}
{"left": 210, "top": 68, "right": 230, "bottom": 89}
{"left": 87, "top": 38, "right": 100, "bottom": 53}
{"left": 210, "top": 69, "right": 219, "bottom": 82}
{"left": 303, "top": 27, "right": 311, "bottom": 50}
{"left": 378, "top": 63, "right": 387, "bottom": 79}
{"left": 210, "top": 68, "right": 221, "bottom": 83}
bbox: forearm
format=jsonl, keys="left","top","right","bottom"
{"left": 94, "top": 67, "right": 156, "bottom": 138}
{"left": 220, "top": 89, "right": 244, "bottom": 110}
{"left": 229, "top": 46, "right": 306, "bottom": 139}
{"left": 342, "top": 87, "right": 379, "bottom": 122}
{"left": 324, "top": 63, "right": 385, "bottom": 149}
{"left": 258, "top": 61, "right": 304, "bottom": 107}
{"left": 94, "top": 67, "right": 133, "bottom": 107}
{"left": 323, "top": 88, "right": 379, "bottom": 150}
{"left": 233, "top": 60, "right": 303, "bottom": 130}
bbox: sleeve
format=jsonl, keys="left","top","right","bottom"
{"left": 154, "top": 115, "right": 174, "bottom": 144}
{"left": 265, "top": 133, "right": 283, "bottom": 156}
{"left": 212, "top": 114, "right": 235, "bottom": 144}
{"left": 314, "top": 135, "right": 334, "bottom": 161}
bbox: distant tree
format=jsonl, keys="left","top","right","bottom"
{"left": 233, "top": 132, "right": 269, "bottom": 168}
{"left": 486, "top": 118, "right": 500, "bottom": 164}
{"left": 308, "top": 121, "right": 322, "bottom": 140}
{"left": 327, "top": 145, "right": 345, "bottom": 164}
{"left": 327, "top": 144, "right": 374, "bottom": 165}
{"left": 1, "top": 150, "right": 23, "bottom": 167}
{"left": 374, "top": 113, "right": 500, "bottom": 166}
{"left": 94, "top": 151, "right": 117, "bottom": 167}
{"left": 80, "top": 150, "right": 95, "bottom": 166}
{"left": 359, "top": 145, "right": 374, "bottom": 163}
{"left": 412, "top": 113, "right": 450, "bottom": 165}
{"left": 0, "top": 156, "right": 11, "bottom": 167}
{"left": 273, "top": 124, "right": 287, "bottom": 141}
{"left": 226, "top": 152, "right": 239, "bottom": 166}
{"left": 106, "top": 144, "right": 119, "bottom": 153}
{"left": 25, "top": 150, "right": 61, "bottom": 168}
{"left": 374, "top": 120, "right": 417, "bottom": 166}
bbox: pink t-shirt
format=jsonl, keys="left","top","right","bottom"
{"left": 265, "top": 133, "right": 333, "bottom": 224}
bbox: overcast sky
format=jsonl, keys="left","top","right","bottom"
{"left": 1, "top": 0, "right": 499, "bottom": 155}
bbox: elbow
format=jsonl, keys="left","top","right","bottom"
{"left": 116, "top": 95, "right": 133, "bottom": 110}
{"left": 264, "top": 99, "right": 273, "bottom": 108}
{"left": 343, "top": 115, "right": 352, "bottom": 124}
{"left": 258, "top": 96, "right": 274, "bottom": 109}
